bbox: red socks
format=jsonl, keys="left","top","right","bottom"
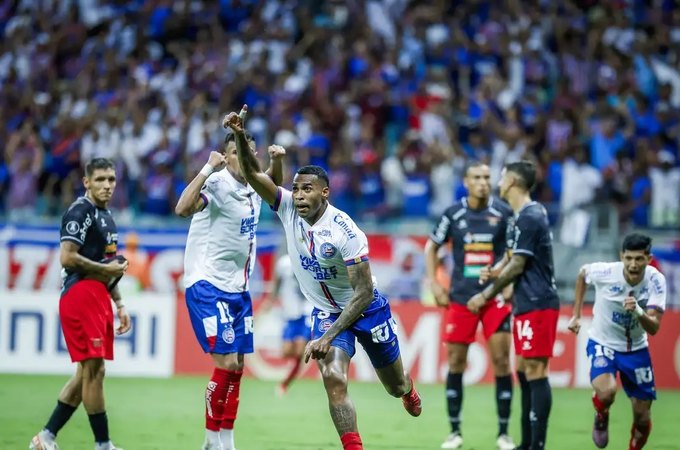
{"left": 629, "top": 421, "right": 651, "bottom": 450}
{"left": 592, "top": 392, "right": 609, "bottom": 415}
{"left": 205, "top": 368, "right": 243, "bottom": 431}
{"left": 220, "top": 369, "right": 243, "bottom": 430}
{"left": 282, "top": 358, "right": 302, "bottom": 389}
{"left": 205, "top": 368, "right": 230, "bottom": 431}
{"left": 340, "top": 432, "right": 363, "bottom": 450}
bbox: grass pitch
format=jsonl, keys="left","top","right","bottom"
{"left": 0, "top": 374, "right": 677, "bottom": 449}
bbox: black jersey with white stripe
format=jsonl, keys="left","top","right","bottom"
{"left": 430, "top": 197, "right": 512, "bottom": 304}
{"left": 506, "top": 201, "right": 559, "bottom": 314}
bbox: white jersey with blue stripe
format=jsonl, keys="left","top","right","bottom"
{"left": 272, "top": 187, "right": 377, "bottom": 313}
{"left": 183, "top": 169, "right": 261, "bottom": 293}
{"left": 585, "top": 262, "right": 666, "bottom": 352}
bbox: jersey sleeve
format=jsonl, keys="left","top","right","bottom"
{"left": 583, "top": 262, "right": 613, "bottom": 285}
{"left": 272, "top": 187, "right": 294, "bottom": 216}
{"left": 200, "top": 175, "right": 223, "bottom": 209}
{"left": 429, "top": 210, "right": 452, "bottom": 245}
{"left": 337, "top": 218, "right": 369, "bottom": 267}
{"left": 512, "top": 212, "right": 542, "bottom": 257}
{"left": 646, "top": 271, "right": 667, "bottom": 312}
{"left": 60, "top": 203, "right": 93, "bottom": 246}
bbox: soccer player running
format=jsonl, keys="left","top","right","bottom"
{"left": 224, "top": 106, "right": 421, "bottom": 450}
{"left": 30, "top": 158, "right": 131, "bottom": 450}
{"left": 568, "top": 233, "right": 666, "bottom": 450}
{"left": 425, "top": 162, "right": 515, "bottom": 450}
{"left": 261, "top": 252, "right": 313, "bottom": 396}
{"left": 175, "top": 131, "right": 284, "bottom": 450}
{"left": 470, "top": 161, "right": 560, "bottom": 450}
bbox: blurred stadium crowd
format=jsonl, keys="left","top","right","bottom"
{"left": 1, "top": 0, "right": 680, "bottom": 227}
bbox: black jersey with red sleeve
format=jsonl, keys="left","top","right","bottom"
{"left": 59, "top": 196, "right": 118, "bottom": 295}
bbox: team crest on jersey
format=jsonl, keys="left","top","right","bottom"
{"left": 457, "top": 219, "right": 468, "bottom": 230}
{"left": 487, "top": 216, "right": 500, "bottom": 226}
{"left": 222, "top": 326, "right": 235, "bottom": 344}
{"left": 66, "top": 221, "right": 80, "bottom": 235}
{"left": 318, "top": 319, "right": 333, "bottom": 332}
{"left": 319, "top": 242, "right": 337, "bottom": 258}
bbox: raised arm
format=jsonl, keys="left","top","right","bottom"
{"left": 304, "top": 261, "right": 375, "bottom": 363}
{"left": 223, "top": 106, "right": 279, "bottom": 205}
{"left": 175, "top": 151, "right": 226, "bottom": 217}
{"left": 265, "top": 145, "right": 286, "bottom": 187}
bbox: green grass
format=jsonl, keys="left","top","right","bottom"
{"left": 0, "top": 374, "right": 677, "bottom": 449}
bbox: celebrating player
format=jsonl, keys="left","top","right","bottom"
{"left": 470, "top": 161, "right": 559, "bottom": 450}
{"left": 224, "top": 105, "right": 421, "bottom": 450}
{"left": 425, "top": 162, "right": 515, "bottom": 450}
{"left": 261, "top": 252, "right": 312, "bottom": 396}
{"left": 175, "top": 131, "right": 284, "bottom": 450}
{"left": 568, "top": 233, "right": 666, "bottom": 450}
{"left": 30, "top": 158, "right": 131, "bottom": 450}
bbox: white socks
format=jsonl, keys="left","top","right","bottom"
{"left": 220, "top": 428, "right": 235, "bottom": 449}
{"left": 39, "top": 429, "right": 56, "bottom": 442}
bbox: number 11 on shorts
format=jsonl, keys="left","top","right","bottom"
{"left": 217, "top": 301, "right": 233, "bottom": 324}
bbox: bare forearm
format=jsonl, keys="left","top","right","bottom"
{"left": 638, "top": 313, "right": 661, "bottom": 335}
{"left": 265, "top": 157, "right": 284, "bottom": 186}
{"left": 235, "top": 132, "right": 262, "bottom": 181}
{"left": 481, "top": 258, "right": 524, "bottom": 300}
{"left": 573, "top": 272, "right": 587, "bottom": 317}
{"left": 324, "top": 288, "right": 373, "bottom": 340}
{"left": 491, "top": 253, "right": 510, "bottom": 276}
{"left": 175, "top": 173, "right": 208, "bottom": 216}
{"left": 424, "top": 241, "right": 440, "bottom": 284}
{"left": 63, "top": 254, "right": 110, "bottom": 277}
{"left": 110, "top": 285, "right": 122, "bottom": 303}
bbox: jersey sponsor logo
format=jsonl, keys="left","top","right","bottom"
{"left": 464, "top": 252, "right": 493, "bottom": 265}
{"left": 333, "top": 214, "right": 357, "bottom": 239}
{"left": 608, "top": 285, "right": 625, "bottom": 296}
{"left": 651, "top": 276, "right": 664, "bottom": 295}
{"left": 317, "top": 229, "right": 331, "bottom": 237}
{"left": 222, "top": 326, "right": 235, "bottom": 344}
{"left": 487, "top": 216, "right": 500, "bottom": 226}
{"left": 463, "top": 265, "right": 484, "bottom": 278}
{"left": 79, "top": 214, "right": 93, "bottom": 242}
{"left": 612, "top": 311, "right": 638, "bottom": 330}
{"left": 463, "top": 243, "right": 493, "bottom": 252}
{"left": 240, "top": 216, "right": 257, "bottom": 237}
{"left": 457, "top": 219, "right": 467, "bottom": 230}
{"left": 319, "top": 242, "right": 337, "bottom": 258}
{"left": 433, "top": 216, "right": 450, "bottom": 242}
{"left": 300, "top": 255, "right": 338, "bottom": 280}
{"left": 66, "top": 221, "right": 80, "bottom": 235}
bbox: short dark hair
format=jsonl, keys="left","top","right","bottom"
{"left": 296, "top": 165, "right": 329, "bottom": 187}
{"left": 505, "top": 160, "right": 536, "bottom": 191}
{"left": 224, "top": 131, "right": 255, "bottom": 146}
{"left": 464, "top": 161, "right": 487, "bottom": 177}
{"left": 85, "top": 158, "right": 115, "bottom": 177}
{"left": 622, "top": 233, "right": 652, "bottom": 254}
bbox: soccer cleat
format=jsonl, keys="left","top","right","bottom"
{"left": 401, "top": 378, "right": 422, "bottom": 417}
{"left": 94, "top": 443, "right": 124, "bottom": 450}
{"left": 440, "top": 432, "right": 463, "bottom": 449}
{"left": 496, "top": 434, "right": 516, "bottom": 450}
{"left": 29, "top": 432, "right": 59, "bottom": 450}
{"left": 592, "top": 411, "right": 609, "bottom": 448}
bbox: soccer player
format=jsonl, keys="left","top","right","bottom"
{"left": 470, "top": 161, "right": 559, "bottom": 450}
{"left": 224, "top": 106, "right": 421, "bottom": 450}
{"left": 30, "top": 158, "right": 131, "bottom": 450}
{"left": 425, "top": 162, "right": 515, "bottom": 450}
{"left": 174, "top": 131, "right": 284, "bottom": 450}
{"left": 261, "top": 252, "right": 312, "bottom": 396}
{"left": 568, "top": 233, "right": 666, "bottom": 450}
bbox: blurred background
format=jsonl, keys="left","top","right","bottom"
{"left": 0, "top": 0, "right": 679, "bottom": 386}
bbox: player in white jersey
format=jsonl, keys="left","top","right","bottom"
{"left": 224, "top": 106, "right": 421, "bottom": 450}
{"left": 260, "top": 252, "right": 313, "bottom": 395}
{"left": 175, "top": 131, "right": 284, "bottom": 450}
{"left": 568, "top": 233, "right": 666, "bottom": 450}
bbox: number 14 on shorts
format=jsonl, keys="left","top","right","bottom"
{"left": 516, "top": 320, "right": 534, "bottom": 340}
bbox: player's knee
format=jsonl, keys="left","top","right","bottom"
{"left": 383, "top": 378, "right": 410, "bottom": 398}
{"left": 491, "top": 354, "right": 511, "bottom": 375}
{"left": 81, "top": 360, "right": 105, "bottom": 382}
{"left": 596, "top": 387, "right": 617, "bottom": 404}
{"left": 321, "top": 365, "right": 348, "bottom": 397}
